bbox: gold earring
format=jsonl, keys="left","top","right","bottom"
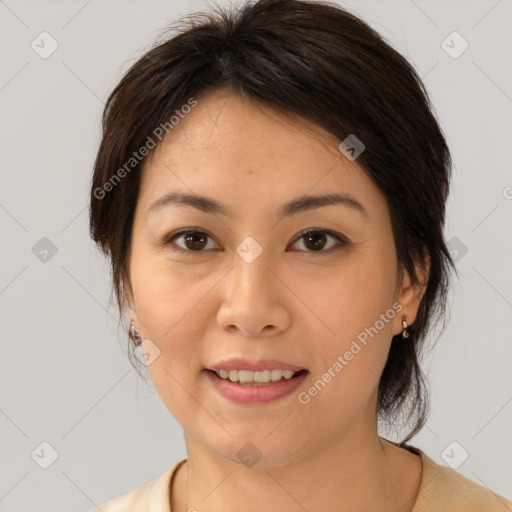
{"left": 401, "top": 317, "right": 409, "bottom": 339}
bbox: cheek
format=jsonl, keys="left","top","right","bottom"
{"left": 300, "top": 249, "right": 398, "bottom": 408}
{"left": 132, "top": 249, "right": 213, "bottom": 342}
{"left": 130, "top": 260, "right": 212, "bottom": 418}
{"left": 303, "top": 249, "right": 397, "bottom": 344}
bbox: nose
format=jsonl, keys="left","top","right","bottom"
{"left": 216, "top": 252, "right": 291, "bottom": 338}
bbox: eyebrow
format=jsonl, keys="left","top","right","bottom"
{"left": 147, "top": 191, "right": 367, "bottom": 218}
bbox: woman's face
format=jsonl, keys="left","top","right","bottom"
{"left": 127, "top": 89, "right": 420, "bottom": 466}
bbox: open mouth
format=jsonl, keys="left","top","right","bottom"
{"left": 206, "top": 368, "right": 308, "bottom": 386}
{"left": 204, "top": 367, "right": 309, "bottom": 404}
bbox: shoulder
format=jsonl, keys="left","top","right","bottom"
{"left": 412, "top": 448, "right": 512, "bottom": 512}
{"left": 84, "top": 459, "right": 186, "bottom": 512}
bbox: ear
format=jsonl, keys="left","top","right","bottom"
{"left": 392, "top": 255, "right": 430, "bottom": 336}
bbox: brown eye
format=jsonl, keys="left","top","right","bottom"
{"left": 291, "top": 229, "right": 348, "bottom": 253}
{"left": 165, "top": 229, "right": 219, "bottom": 252}
{"left": 303, "top": 231, "right": 328, "bottom": 251}
{"left": 183, "top": 231, "right": 208, "bottom": 250}
{"left": 164, "top": 228, "right": 348, "bottom": 255}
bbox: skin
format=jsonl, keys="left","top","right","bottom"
{"left": 126, "top": 88, "right": 426, "bottom": 512}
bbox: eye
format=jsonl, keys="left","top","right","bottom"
{"left": 289, "top": 228, "right": 349, "bottom": 253}
{"left": 162, "top": 228, "right": 349, "bottom": 254}
{"left": 164, "top": 229, "right": 220, "bottom": 252}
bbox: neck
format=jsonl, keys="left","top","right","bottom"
{"left": 172, "top": 420, "right": 421, "bottom": 512}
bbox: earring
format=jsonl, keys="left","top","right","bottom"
{"left": 129, "top": 322, "right": 143, "bottom": 347}
{"left": 401, "top": 316, "right": 409, "bottom": 339}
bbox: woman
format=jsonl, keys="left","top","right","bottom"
{"left": 88, "top": 0, "right": 511, "bottom": 510}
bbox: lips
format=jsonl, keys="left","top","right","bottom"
{"left": 205, "top": 367, "right": 308, "bottom": 404}
{"left": 207, "top": 357, "right": 306, "bottom": 372}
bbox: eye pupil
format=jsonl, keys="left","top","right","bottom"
{"left": 304, "top": 231, "right": 327, "bottom": 251}
{"left": 185, "top": 232, "right": 208, "bottom": 250}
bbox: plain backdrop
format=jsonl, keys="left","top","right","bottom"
{"left": 0, "top": 0, "right": 511, "bottom": 510}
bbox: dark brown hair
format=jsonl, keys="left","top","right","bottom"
{"left": 89, "top": 0, "right": 454, "bottom": 444}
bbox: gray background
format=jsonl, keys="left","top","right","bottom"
{"left": 0, "top": 0, "right": 511, "bottom": 510}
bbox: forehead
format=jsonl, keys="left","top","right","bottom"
{"left": 137, "top": 89, "right": 385, "bottom": 217}
{"left": 165, "top": 89, "right": 338, "bottom": 151}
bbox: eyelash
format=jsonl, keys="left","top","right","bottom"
{"left": 162, "top": 228, "right": 349, "bottom": 255}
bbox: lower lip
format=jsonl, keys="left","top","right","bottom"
{"left": 205, "top": 370, "right": 308, "bottom": 404}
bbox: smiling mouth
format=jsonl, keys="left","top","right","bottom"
{"left": 206, "top": 369, "right": 308, "bottom": 386}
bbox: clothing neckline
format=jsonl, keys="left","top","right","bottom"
{"left": 380, "top": 437, "right": 425, "bottom": 510}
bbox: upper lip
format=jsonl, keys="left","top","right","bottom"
{"left": 207, "top": 358, "right": 307, "bottom": 372}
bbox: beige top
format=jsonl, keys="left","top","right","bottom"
{"left": 88, "top": 445, "right": 512, "bottom": 511}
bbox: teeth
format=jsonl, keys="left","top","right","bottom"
{"left": 214, "top": 368, "right": 298, "bottom": 384}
